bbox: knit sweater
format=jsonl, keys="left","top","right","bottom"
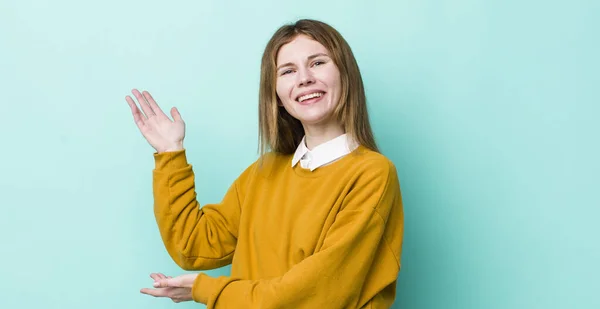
{"left": 151, "top": 144, "right": 404, "bottom": 308}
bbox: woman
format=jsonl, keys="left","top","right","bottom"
{"left": 127, "top": 19, "right": 404, "bottom": 308}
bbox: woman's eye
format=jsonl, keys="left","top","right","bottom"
{"left": 281, "top": 69, "right": 293, "bottom": 75}
{"left": 314, "top": 61, "right": 324, "bottom": 66}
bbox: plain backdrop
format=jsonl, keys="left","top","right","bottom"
{"left": 1, "top": 0, "right": 598, "bottom": 308}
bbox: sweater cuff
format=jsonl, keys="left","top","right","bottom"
{"left": 153, "top": 149, "right": 188, "bottom": 170}
{"left": 192, "top": 273, "right": 220, "bottom": 304}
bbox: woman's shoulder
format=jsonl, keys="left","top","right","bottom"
{"left": 351, "top": 145, "right": 398, "bottom": 172}
{"left": 341, "top": 145, "right": 401, "bottom": 193}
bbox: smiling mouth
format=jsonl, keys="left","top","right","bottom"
{"left": 296, "top": 91, "right": 326, "bottom": 102}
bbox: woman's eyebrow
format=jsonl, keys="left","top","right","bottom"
{"left": 307, "top": 52, "right": 329, "bottom": 60}
{"left": 277, "top": 53, "right": 330, "bottom": 70}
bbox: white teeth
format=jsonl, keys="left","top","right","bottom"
{"left": 298, "top": 92, "right": 324, "bottom": 102}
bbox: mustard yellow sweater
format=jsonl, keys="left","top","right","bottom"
{"left": 152, "top": 145, "right": 404, "bottom": 308}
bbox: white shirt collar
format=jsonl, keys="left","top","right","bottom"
{"left": 291, "top": 134, "right": 359, "bottom": 171}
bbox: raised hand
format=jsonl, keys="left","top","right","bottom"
{"left": 126, "top": 89, "right": 185, "bottom": 153}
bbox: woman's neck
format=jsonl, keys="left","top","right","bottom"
{"left": 302, "top": 123, "right": 345, "bottom": 150}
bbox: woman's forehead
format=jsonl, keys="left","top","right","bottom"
{"left": 277, "top": 39, "right": 329, "bottom": 64}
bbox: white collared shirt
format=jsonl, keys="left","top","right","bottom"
{"left": 291, "top": 134, "right": 359, "bottom": 171}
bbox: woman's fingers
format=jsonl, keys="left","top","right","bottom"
{"left": 142, "top": 91, "right": 167, "bottom": 119}
{"left": 132, "top": 89, "right": 155, "bottom": 118}
{"left": 126, "top": 95, "right": 145, "bottom": 129}
{"left": 140, "top": 287, "right": 168, "bottom": 297}
{"left": 150, "top": 272, "right": 168, "bottom": 281}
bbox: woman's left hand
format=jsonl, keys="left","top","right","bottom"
{"left": 140, "top": 272, "right": 198, "bottom": 303}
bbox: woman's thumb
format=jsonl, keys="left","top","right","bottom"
{"left": 170, "top": 107, "right": 183, "bottom": 122}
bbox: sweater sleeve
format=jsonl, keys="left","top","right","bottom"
{"left": 191, "top": 159, "right": 403, "bottom": 308}
{"left": 152, "top": 149, "right": 252, "bottom": 271}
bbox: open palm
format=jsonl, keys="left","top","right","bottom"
{"left": 125, "top": 89, "right": 185, "bottom": 153}
{"left": 140, "top": 272, "right": 194, "bottom": 303}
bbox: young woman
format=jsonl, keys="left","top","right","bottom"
{"left": 127, "top": 19, "right": 404, "bottom": 308}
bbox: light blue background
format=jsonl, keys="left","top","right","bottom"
{"left": 1, "top": 0, "right": 598, "bottom": 308}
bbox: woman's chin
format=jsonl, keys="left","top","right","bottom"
{"left": 295, "top": 113, "right": 336, "bottom": 127}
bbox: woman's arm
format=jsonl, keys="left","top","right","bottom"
{"left": 125, "top": 88, "right": 246, "bottom": 270}
{"left": 152, "top": 149, "right": 252, "bottom": 270}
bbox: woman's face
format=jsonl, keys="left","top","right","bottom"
{"left": 275, "top": 34, "right": 342, "bottom": 128}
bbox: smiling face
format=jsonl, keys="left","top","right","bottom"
{"left": 258, "top": 19, "right": 377, "bottom": 155}
{"left": 275, "top": 34, "right": 342, "bottom": 130}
